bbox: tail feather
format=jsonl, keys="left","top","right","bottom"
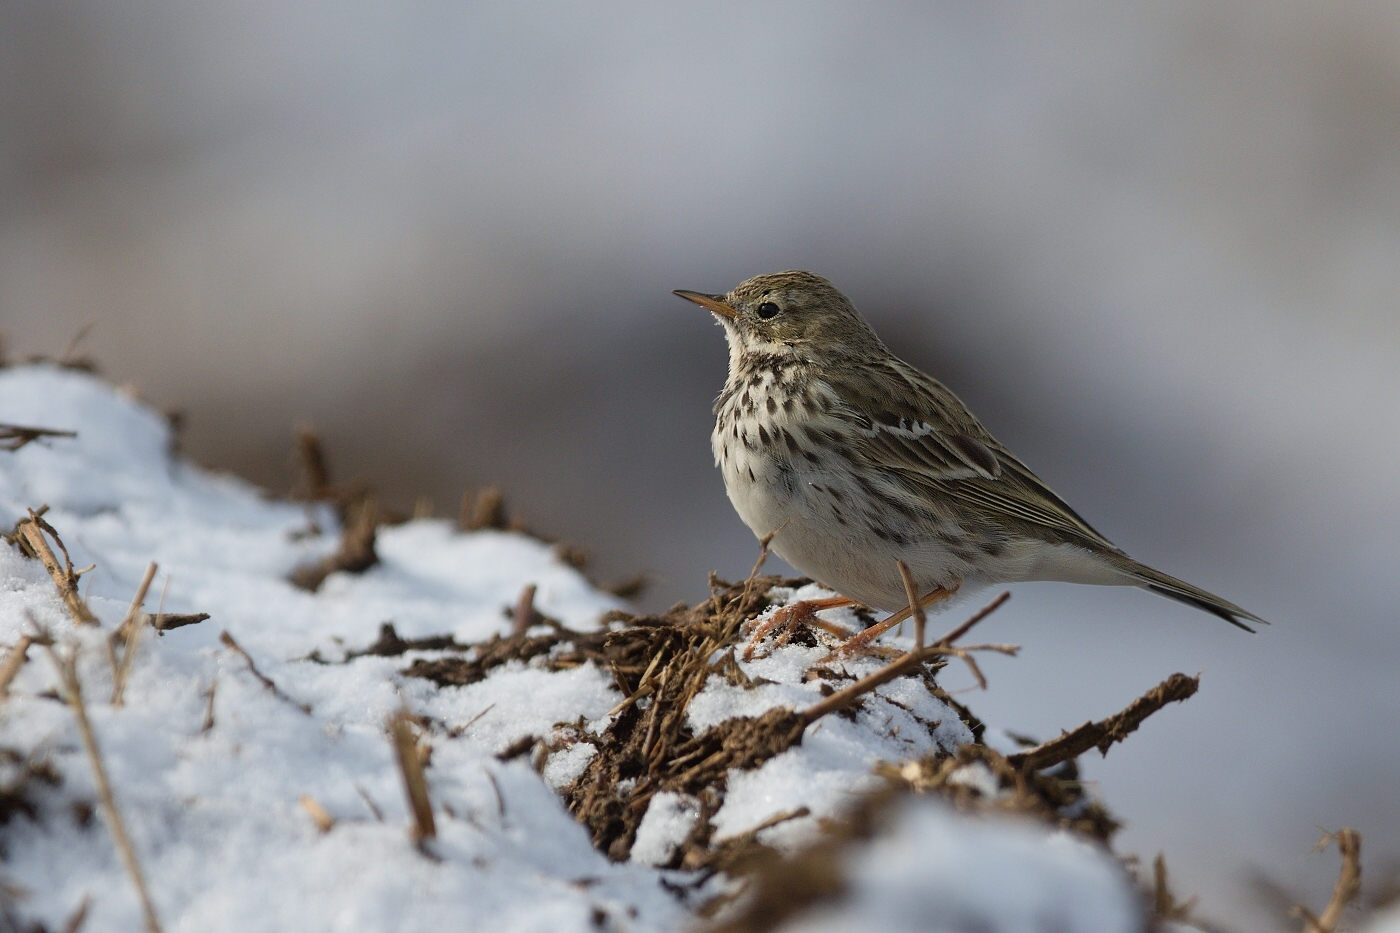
{"left": 1122, "top": 561, "right": 1267, "bottom": 633}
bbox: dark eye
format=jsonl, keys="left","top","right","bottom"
{"left": 756, "top": 301, "right": 780, "bottom": 319}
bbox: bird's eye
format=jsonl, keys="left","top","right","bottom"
{"left": 756, "top": 301, "right": 780, "bottom": 319}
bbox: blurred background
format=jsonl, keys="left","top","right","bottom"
{"left": 2, "top": 1, "right": 1397, "bottom": 925}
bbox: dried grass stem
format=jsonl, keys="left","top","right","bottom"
{"left": 219, "top": 631, "right": 311, "bottom": 714}
{"left": 44, "top": 645, "right": 163, "bottom": 933}
{"left": 389, "top": 711, "right": 436, "bottom": 845}
{"left": 0, "top": 635, "right": 33, "bottom": 699}
{"left": 18, "top": 511, "right": 96, "bottom": 624}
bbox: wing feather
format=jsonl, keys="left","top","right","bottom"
{"left": 822, "top": 358, "right": 1121, "bottom": 552}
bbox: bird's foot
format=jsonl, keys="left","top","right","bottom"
{"left": 820, "top": 583, "right": 959, "bottom": 661}
{"left": 743, "top": 596, "right": 856, "bottom": 661}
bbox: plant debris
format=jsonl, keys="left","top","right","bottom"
{"left": 402, "top": 614, "right": 613, "bottom": 688}
{"left": 1145, "top": 853, "right": 1201, "bottom": 929}
{"left": 704, "top": 666, "right": 1237, "bottom": 932}
{"left": 42, "top": 642, "right": 165, "bottom": 933}
{"left": 291, "top": 426, "right": 370, "bottom": 519}
{"left": 0, "top": 323, "right": 101, "bottom": 373}
{"left": 1298, "top": 829, "right": 1363, "bottom": 933}
{"left": 566, "top": 583, "right": 1023, "bottom": 868}
{"left": 148, "top": 612, "right": 210, "bottom": 633}
{"left": 512, "top": 584, "right": 541, "bottom": 637}
{"left": 389, "top": 711, "right": 437, "bottom": 849}
{"left": 110, "top": 564, "right": 161, "bottom": 707}
{"left": 877, "top": 743, "right": 1119, "bottom": 842}
{"left": 460, "top": 486, "right": 509, "bottom": 531}
{"left": 5, "top": 361, "right": 1381, "bottom": 933}
{"left": 558, "top": 573, "right": 816, "bottom": 864}
{"left": 1006, "top": 672, "right": 1200, "bottom": 773}
{"left": 395, "top": 566, "right": 1235, "bottom": 924}
{"left": 287, "top": 427, "right": 381, "bottom": 590}
{"left": 219, "top": 631, "right": 311, "bottom": 714}
{"left": 347, "top": 622, "right": 468, "bottom": 660}
{"left": 299, "top": 795, "right": 336, "bottom": 834}
{"left": 0, "top": 423, "right": 77, "bottom": 452}
{"left": 703, "top": 776, "right": 1127, "bottom": 933}
{"left": 290, "top": 496, "right": 379, "bottom": 591}
{"left": 401, "top": 571, "right": 996, "bottom": 870}
{"left": 0, "top": 636, "right": 33, "bottom": 699}
{"left": 11, "top": 510, "right": 97, "bottom": 625}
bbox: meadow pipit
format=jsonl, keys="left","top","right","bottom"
{"left": 675, "top": 271, "right": 1265, "bottom": 645}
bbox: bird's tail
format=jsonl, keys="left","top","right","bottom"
{"left": 1117, "top": 559, "right": 1268, "bottom": 633}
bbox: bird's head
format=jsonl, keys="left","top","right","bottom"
{"left": 674, "top": 270, "right": 883, "bottom": 366}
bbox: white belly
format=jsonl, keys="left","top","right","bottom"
{"left": 714, "top": 406, "right": 975, "bottom": 610}
{"left": 713, "top": 405, "right": 1123, "bottom": 611}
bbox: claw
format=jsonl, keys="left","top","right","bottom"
{"left": 743, "top": 596, "right": 855, "bottom": 661}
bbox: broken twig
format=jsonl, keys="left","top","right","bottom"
{"left": 355, "top": 784, "right": 385, "bottom": 822}
{"left": 0, "top": 634, "right": 33, "bottom": 699}
{"left": 1297, "top": 829, "right": 1362, "bottom": 933}
{"left": 511, "top": 584, "right": 539, "bottom": 638}
{"left": 1007, "top": 672, "right": 1200, "bottom": 773}
{"left": 200, "top": 676, "right": 217, "bottom": 734}
{"left": 799, "top": 592, "right": 1015, "bottom": 725}
{"left": 219, "top": 631, "right": 311, "bottom": 714}
{"left": 59, "top": 321, "right": 97, "bottom": 368}
{"left": 389, "top": 711, "right": 436, "bottom": 845}
{"left": 112, "top": 562, "right": 159, "bottom": 641}
{"left": 294, "top": 426, "right": 332, "bottom": 500}
{"left": 2, "top": 503, "right": 47, "bottom": 553}
{"left": 739, "top": 528, "right": 782, "bottom": 607}
{"left": 17, "top": 511, "right": 97, "bottom": 624}
{"left": 0, "top": 423, "right": 77, "bottom": 452}
{"left": 299, "top": 795, "right": 336, "bottom": 834}
{"left": 290, "top": 497, "right": 379, "bottom": 591}
{"left": 146, "top": 612, "right": 209, "bottom": 633}
{"left": 111, "top": 563, "right": 159, "bottom": 705}
{"left": 449, "top": 702, "right": 496, "bottom": 737}
{"left": 1149, "top": 853, "right": 1201, "bottom": 926}
{"left": 461, "top": 486, "right": 507, "bottom": 531}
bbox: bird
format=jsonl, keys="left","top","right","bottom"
{"left": 674, "top": 270, "right": 1266, "bottom": 650}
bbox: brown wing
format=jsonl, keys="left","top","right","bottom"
{"left": 823, "top": 357, "right": 1123, "bottom": 552}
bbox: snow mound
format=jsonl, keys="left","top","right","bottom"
{"left": 0, "top": 364, "right": 1140, "bottom": 932}
{"left": 718, "top": 794, "right": 1140, "bottom": 933}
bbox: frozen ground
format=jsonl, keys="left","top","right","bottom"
{"left": 0, "top": 364, "right": 1142, "bottom": 932}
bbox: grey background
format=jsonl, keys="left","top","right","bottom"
{"left": 3, "top": 3, "right": 1398, "bottom": 926}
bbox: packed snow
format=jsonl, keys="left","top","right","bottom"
{"left": 0, "top": 364, "right": 1142, "bottom": 932}
{"left": 766, "top": 797, "right": 1140, "bottom": 933}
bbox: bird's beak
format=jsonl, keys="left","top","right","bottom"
{"left": 673, "top": 289, "right": 737, "bottom": 320}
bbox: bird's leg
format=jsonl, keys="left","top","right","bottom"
{"left": 827, "top": 581, "right": 959, "bottom": 659}
{"left": 896, "top": 560, "right": 928, "bottom": 649}
{"left": 743, "top": 596, "right": 855, "bottom": 661}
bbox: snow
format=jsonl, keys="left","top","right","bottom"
{"left": 631, "top": 792, "right": 700, "bottom": 868}
{"left": 0, "top": 364, "right": 1143, "bottom": 932}
{"left": 771, "top": 797, "right": 1141, "bottom": 933}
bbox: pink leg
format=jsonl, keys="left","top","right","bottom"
{"left": 823, "top": 584, "right": 959, "bottom": 660}
{"left": 744, "top": 596, "right": 855, "bottom": 661}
